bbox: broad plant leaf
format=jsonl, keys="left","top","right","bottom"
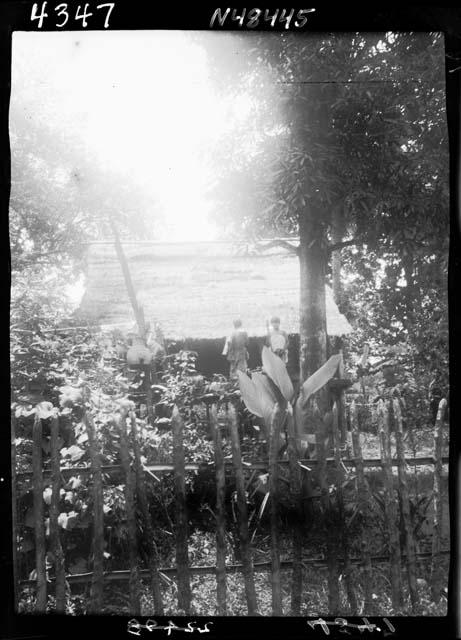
{"left": 61, "top": 444, "right": 85, "bottom": 462}
{"left": 252, "top": 371, "right": 277, "bottom": 404}
{"left": 257, "top": 492, "right": 270, "bottom": 522}
{"left": 237, "top": 370, "right": 263, "bottom": 418}
{"left": 58, "top": 512, "right": 68, "bottom": 529}
{"left": 66, "top": 511, "right": 79, "bottom": 529}
{"left": 254, "top": 472, "right": 269, "bottom": 495}
{"left": 251, "top": 372, "right": 276, "bottom": 426}
{"left": 36, "top": 401, "right": 55, "bottom": 420}
{"left": 68, "top": 476, "right": 82, "bottom": 490}
{"left": 300, "top": 354, "right": 342, "bottom": 406}
{"left": 261, "top": 346, "right": 294, "bottom": 402}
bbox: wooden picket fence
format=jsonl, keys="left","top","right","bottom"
{"left": 13, "top": 397, "right": 449, "bottom": 616}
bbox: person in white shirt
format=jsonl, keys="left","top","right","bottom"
{"left": 266, "top": 315, "right": 288, "bottom": 363}
{"left": 222, "top": 319, "right": 249, "bottom": 379}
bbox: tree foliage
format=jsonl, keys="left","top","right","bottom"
{"left": 201, "top": 31, "right": 448, "bottom": 389}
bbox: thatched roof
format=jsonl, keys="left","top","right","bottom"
{"left": 79, "top": 241, "right": 352, "bottom": 340}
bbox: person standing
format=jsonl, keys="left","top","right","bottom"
{"left": 223, "top": 319, "right": 249, "bottom": 379}
{"left": 266, "top": 315, "right": 289, "bottom": 363}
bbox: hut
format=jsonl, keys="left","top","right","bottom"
{"left": 78, "top": 240, "right": 352, "bottom": 378}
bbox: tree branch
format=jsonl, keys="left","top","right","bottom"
{"left": 255, "top": 239, "right": 300, "bottom": 255}
{"left": 328, "top": 238, "right": 361, "bottom": 253}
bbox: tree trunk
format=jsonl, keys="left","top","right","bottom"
{"left": 110, "top": 218, "right": 146, "bottom": 338}
{"left": 331, "top": 204, "right": 346, "bottom": 308}
{"left": 298, "top": 231, "right": 328, "bottom": 383}
{"left": 298, "top": 227, "right": 330, "bottom": 446}
{"left": 297, "top": 83, "right": 333, "bottom": 385}
{"left": 402, "top": 250, "right": 415, "bottom": 329}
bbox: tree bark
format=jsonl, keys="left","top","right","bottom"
{"left": 110, "top": 218, "right": 146, "bottom": 338}
{"left": 402, "top": 249, "right": 415, "bottom": 329}
{"left": 331, "top": 205, "right": 346, "bottom": 308}
{"left": 298, "top": 231, "right": 328, "bottom": 384}
{"left": 297, "top": 83, "right": 333, "bottom": 386}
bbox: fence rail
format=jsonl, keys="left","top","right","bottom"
{"left": 20, "top": 550, "right": 450, "bottom": 586}
{"left": 15, "top": 456, "right": 450, "bottom": 479}
{"left": 13, "top": 397, "right": 450, "bottom": 616}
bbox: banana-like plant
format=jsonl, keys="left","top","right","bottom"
{"left": 237, "top": 346, "right": 342, "bottom": 455}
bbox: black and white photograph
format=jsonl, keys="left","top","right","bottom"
{"left": 9, "top": 21, "right": 451, "bottom": 624}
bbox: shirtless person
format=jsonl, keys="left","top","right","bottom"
{"left": 223, "top": 319, "right": 249, "bottom": 379}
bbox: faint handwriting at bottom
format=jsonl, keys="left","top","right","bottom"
{"left": 308, "top": 617, "right": 396, "bottom": 635}
{"left": 127, "top": 619, "right": 213, "bottom": 636}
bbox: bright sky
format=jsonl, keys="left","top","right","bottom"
{"left": 12, "top": 31, "right": 253, "bottom": 241}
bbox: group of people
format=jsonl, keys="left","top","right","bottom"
{"left": 222, "top": 316, "right": 289, "bottom": 379}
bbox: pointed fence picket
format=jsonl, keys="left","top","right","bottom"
{"left": 171, "top": 406, "right": 192, "bottom": 614}
{"left": 84, "top": 410, "right": 105, "bottom": 613}
{"left": 13, "top": 393, "right": 449, "bottom": 616}
{"left": 378, "top": 400, "right": 403, "bottom": 610}
{"left": 350, "top": 400, "right": 375, "bottom": 615}
{"left": 268, "top": 404, "right": 283, "bottom": 616}
{"left": 32, "top": 413, "right": 47, "bottom": 612}
{"left": 285, "top": 407, "right": 303, "bottom": 615}
{"left": 50, "top": 415, "right": 66, "bottom": 612}
{"left": 431, "top": 398, "right": 448, "bottom": 603}
{"left": 228, "top": 403, "right": 258, "bottom": 615}
{"left": 209, "top": 403, "right": 227, "bottom": 615}
{"left": 118, "top": 410, "right": 141, "bottom": 614}
{"left": 393, "top": 399, "right": 419, "bottom": 612}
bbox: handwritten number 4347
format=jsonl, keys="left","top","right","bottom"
{"left": 31, "top": 2, "right": 115, "bottom": 29}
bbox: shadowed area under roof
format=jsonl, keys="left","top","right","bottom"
{"left": 79, "top": 241, "right": 352, "bottom": 340}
